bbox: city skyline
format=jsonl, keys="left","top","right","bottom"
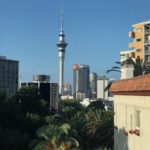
{"left": 1, "top": 0, "right": 150, "bottom": 83}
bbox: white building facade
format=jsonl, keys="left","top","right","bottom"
{"left": 111, "top": 75, "right": 150, "bottom": 150}
{"left": 97, "top": 76, "right": 109, "bottom": 100}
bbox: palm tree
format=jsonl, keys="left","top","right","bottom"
{"left": 106, "top": 61, "right": 121, "bottom": 74}
{"left": 34, "top": 123, "right": 80, "bottom": 150}
{"left": 127, "top": 56, "right": 143, "bottom": 77}
{"left": 81, "top": 109, "right": 114, "bottom": 150}
{"left": 107, "top": 56, "right": 150, "bottom": 77}
{"left": 123, "top": 56, "right": 150, "bottom": 76}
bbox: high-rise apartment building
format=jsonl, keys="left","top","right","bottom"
{"left": 129, "top": 21, "right": 150, "bottom": 65}
{"left": 73, "top": 64, "right": 90, "bottom": 99}
{"left": 0, "top": 56, "right": 19, "bottom": 96}
{"left": 120, "top": 21, "right": 150, "bottom": 79}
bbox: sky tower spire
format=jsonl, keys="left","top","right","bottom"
{"left": 60, "top": 8, "right": 64, "bottom": 32}
{"left": 57, "top": 1, "right": 68, "bottom": 95}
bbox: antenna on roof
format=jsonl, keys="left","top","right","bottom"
{"left": 60, "top": 0, "right": 64, "bottom": 32}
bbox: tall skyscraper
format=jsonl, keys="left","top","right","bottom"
{"left": 73, "top": 64, "right": 90, "bottom": 99}
{"left": 89, "top": 72, "right": 98, "bottom": 98}
{"left": 57, "top": 10, "right": 67, "bottom": 95}
{"left": 0, "top": 56, "right": 19, "bottom": 96}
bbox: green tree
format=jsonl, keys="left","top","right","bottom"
{"left": 106, "top": 56, "right": 150, "bottom": 78}
{"left": 34, "top": 123, "right": 80, "bottom": 150}
{"left": 87, "top": 100, "right": 105, "bottom": 110}
{"left": 84, "top": 109, "right": 113, "bottom": 149}
{"left": 0, "top": 92, "right": 31, "bottom": 150}
{"left": 71, "top": 109, "right": 113, "bottom": 150}
{"left": 0, "top": 87, "right": 49, "bottom": 150}
{"left": 60, "top": 99, "right": 83, "bottom": 121}
{"left": 17, "top": 86, "right": 48, "bottom": 115}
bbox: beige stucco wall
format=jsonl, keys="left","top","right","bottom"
{"left": 114, "top": 95, "right": 150, "bottom": 150}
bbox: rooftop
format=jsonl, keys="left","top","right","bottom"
{"left": 110, "top": 75, "right": 150, "bottom": 96}
{"left": 132, "top": 20, "right": 150, "bottom": 27}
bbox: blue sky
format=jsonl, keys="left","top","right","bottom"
{"left": 0, "top": 0, "right": 150, "bottom": 83}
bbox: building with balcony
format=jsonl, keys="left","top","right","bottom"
{"left": 0, "top": 56, "right": 19, "bottom": 96}
{"left": 129, "top": 21, "right": 150, "bottom": 66}
{"left": 119, "top": 21, "right": 150, "bottom": 79}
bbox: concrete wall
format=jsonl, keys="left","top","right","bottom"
{"left": 121, "top": 65, "right": 134, "bottom": 79}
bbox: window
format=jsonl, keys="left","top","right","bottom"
{"left": 136, "top": 39, "right": 142, "bottom": 42}
{"left": 130, "top": 114, "right": 133, "bottom": 129}
{"left": 137, "top": 29, "right": 142, "bottom": 32}
{"left": 148, "top": 56, "right": 150, "bottom": 62}
{"left": 120, "top": 54, "right": 125, "bottom": 56}
{"left": 136, "top": 110, "right": 141, "bottom": 128}
{"left": 136, "top": 49, "right": 141, "bottom": 52}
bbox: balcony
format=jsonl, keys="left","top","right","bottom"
{"left": 129, "top": 52, "right": 135, "bottom": 58}
{"left": 145, "top": 55, "right": 150, "bottom": 63}
{"left": 145, "top": 29, "right": 150, "bottom": 34}
{"left": 145, "top": 40, "right": 150, "bottom": 44}
{"left": 129, "top": 42, "right": 135, "bottom": 49}
{"left": 145, "top": 50, "right": 150, "bottom": 55}
{"left": 144, "top": 61, "right": 150, "bottom": 66}
{"left": 129, "top": 32, "right": 135, "bottom": 38}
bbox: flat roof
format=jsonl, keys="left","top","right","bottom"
{"left": 120, "top": 50, "right": 135, "bottom": 54}
{"left": 132, "top": 20, "right": 150, "bottom": 27}
{"left": 0, "top": 56, "right": 19, "bottom": 62}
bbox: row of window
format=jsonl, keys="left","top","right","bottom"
{"left": 115, "top": 105, "right": 141, "bottom": 129}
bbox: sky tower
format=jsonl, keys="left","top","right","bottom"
{"left": 57, "top": 9, "right": 68, "bottom": 95}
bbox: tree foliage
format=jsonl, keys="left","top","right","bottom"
{"left": 0, "top": 89, "right": 114, "bottom": 150}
